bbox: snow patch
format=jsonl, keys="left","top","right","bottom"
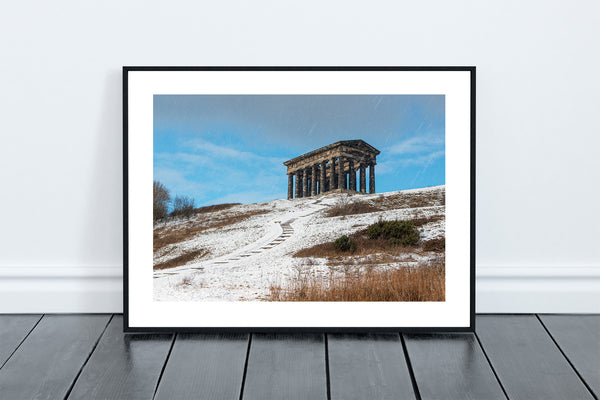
{"left": 153, "top": 186, "right": 445, "bottom": 301}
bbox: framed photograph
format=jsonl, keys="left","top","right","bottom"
{"left": 124, "top": 67, "right": 475, "bottom": 332}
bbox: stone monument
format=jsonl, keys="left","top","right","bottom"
{"left": 283, "top": 140, "right": 380, "bottom": 199}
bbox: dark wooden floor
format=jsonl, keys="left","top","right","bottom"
{"left": 0, "top": 315, "right": 597, "bottom": 400}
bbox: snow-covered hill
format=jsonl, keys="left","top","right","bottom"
{"left": 153, "top": 185, "right": 445, "bottom": 302}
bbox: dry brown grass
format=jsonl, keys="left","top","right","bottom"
{"left": 153, "top": 208, "right": 269, "bottom": 252}
{"left": 422, "top": 237, "right": 445, "bottom": 252}
{"left": 294, "top": 214, "right": 443, "bottom": 258}
{"left": 294, "top": 235, "right": 417, "bottom": 258}
{"left": 410, "top": 215, "right": 443, "bottom": 227}
{"left": 325, "top": 252, "right": 421, "bottom": 266}
{"left": 326, "top": 198, "right": 382, "bottom": 217}
{"left": 153, "top": 249, "right": 208, "bottom": 270}
{"left": 372, "top": 190, "right": 445, "bottom": 210}
{"left": 268, "top": 261, "right": 445, "bottom": 302}
{"left": 154, "top": 225, "right": 205, "bottom": 252}
{"left": 193, "top": 203, "right": 241, "bottom": 214}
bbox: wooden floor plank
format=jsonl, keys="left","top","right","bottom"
{"left": 539, "top": 314, "right": 600, "bottom": 398}
{"left": 243, "top": 333, "right": 327, "bottom": 400}
{"left": 66, "top": 315, "right": 173, "bottom": 400}
{"left": 0, "top": 314, "right": 41, "bottom": 368}
{"left": 154, "top": 333, "right": 249, "bottom": 400}
{"left": 404, "top": 333, "right": 506, "bottom": 400}
{"left": 0, "top": 314, "right": 110, "bottom": 400}
{"left": 328, "top": 333, "right": 416, "bottom": 400}
{"left": 476, "top": 315, "right": 594, "bottom": 400}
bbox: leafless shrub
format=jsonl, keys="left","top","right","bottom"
{"left": 171, "top": 195, "right": 195, "bottom": 219}
{"left": 177, "top": 275, "right": 194, "bottom": 287}
{"left": 153, "top": 181, "right": 170, "bottom": 222}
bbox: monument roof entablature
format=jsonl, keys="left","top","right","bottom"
{"left": 283, "top": 140, "right": 380, "bottom": 171}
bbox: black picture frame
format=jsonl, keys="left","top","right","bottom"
{"left": 123, "top": 66, "right": 476, "bottom": 333}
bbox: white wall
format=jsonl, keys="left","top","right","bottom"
{"left": 0, "top": 0, "right": 598, "bottom": 313}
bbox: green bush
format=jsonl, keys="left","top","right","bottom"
{"left": 366, "top": 220, "right": 420, "bottom": 246}
{"left": 333, "top": 235, "right": 356, "bottom": 252}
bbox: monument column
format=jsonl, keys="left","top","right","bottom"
{"left": 369, "top": 162, "right": 375, "bottom": 194}
{"left": 349, "top": 159, "right": 356, "bottom": 191}
{"left": 287, "top": 173, "right": 294, "bottom": 199}
{"left": 330, "top": 157, "right": 337, "bottom": 189}
{"left": 320, "top": 161, "right": 327, "bottom": 194}
{"left": 296, "top": 171, "right": 303, "bottom": 198}
{"left": 359, "top": 164, "right": 366, "bottom": 193}
{"left": 338, "top": 157, "right": 346, "bottom": 189}
{"left": 311, "top": 164, "right": 318, "bottom": 196}
{"left": 303, "top": 166, "right": 310, "bottom": 197}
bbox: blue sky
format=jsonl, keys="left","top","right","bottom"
{"left": 154, "top": 95, "right": 445, "bottom": 207}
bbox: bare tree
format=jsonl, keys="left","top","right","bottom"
{"left": 153, "top": 180, "right": 170, "bottom": 222}
{"left": 171, "top": 195, "right": 195, "bottom": 219}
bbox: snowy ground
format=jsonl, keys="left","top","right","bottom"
{"left": 153, "top": 185, "right": 445, "bottom": 301}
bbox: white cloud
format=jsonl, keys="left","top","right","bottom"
{"left": 399, "top": 150, "right": 445, "bottom": 166}
{"left": 388, "top": 134, "right": 444, "bottom": 155}
{"left": 186, "top": 138, "right": 286, "bottom": 165}
{"left": 376, "top": 150, "right": 445, "bottom": 176}
{"left": 152, "top": 167, "right": 212, "bottom": 199}
{"left": 381, "top": 132, "right": 445, "bottom": 173}
{"left": 155, "top": 152, "right": 212, "bottom": 167}
{"left": 374, "top": 161, "right": 395, "bottom": 175}
{"left": 155, "top": 138, "right": 292, "bottom": 205}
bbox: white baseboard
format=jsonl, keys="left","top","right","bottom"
{"left": 476, "top": 266, "right": 600, "bottom": 313}
{"left": 0, "top": 267, "right": 123, "bottom": 313}
{"left": 0, "top": 266, "right": 598, "bottom": 313}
